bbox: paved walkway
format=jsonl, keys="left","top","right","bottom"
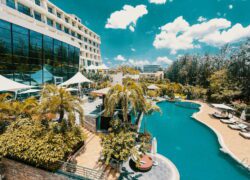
{"left": 75, "top": 129, "right": 119, "bottom": 180}
{"left": 192, "top": 101, "right": 250, "bottom": 168}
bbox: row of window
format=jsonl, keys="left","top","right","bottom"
{"left": 6, "top": 0, "right": 101, "bottom": 49}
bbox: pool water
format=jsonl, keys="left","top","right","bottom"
{"left": 140, "top": 101, "right": 250, "bottom": 180}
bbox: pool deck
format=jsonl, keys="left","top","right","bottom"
{"left": 191, "top": 101, "right": 250, "bottom": 170}
{"left": 121, "top": 153, "right": 180, "bottom": 180}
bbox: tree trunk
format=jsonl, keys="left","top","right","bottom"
{"left": 58, "top": 109, "right": 64, "bottom": 123}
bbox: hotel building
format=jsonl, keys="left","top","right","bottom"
{"left": 0, "top": 0, "right": 102, "bottom": 85}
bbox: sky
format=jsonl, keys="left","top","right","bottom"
{"left": 50, "top": 0, "right": 250, "bottom": 68}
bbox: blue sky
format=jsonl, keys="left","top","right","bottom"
{"left": 50, "top": 0, "right": 250, "bottom": 67}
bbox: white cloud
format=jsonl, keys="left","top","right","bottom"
{"left": 128, "top": 59, "right": 150, "bottom": 67}
{"left": 105, "top": 5, "right": 148, "bottom": 32}
{"left": 156, "top": 57, "right": 173, "bottom": 65}
{"left": 131, "top": 48, "right": 136, "bottom": 52}
{"left": 149, "top": 0, "right": 167, "bottom": 4}
{"left": 115, "top": 55, "right": 126, "bottom": 61}
{"left": 229, "top": 4, "right": 233, "bottom": 10}
{"left": 153, "top": 16, "right": 250, "bottom": 54}
{"left": 197, "top": 16, "right": 207, "bottom": 22}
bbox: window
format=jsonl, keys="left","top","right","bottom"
{"left": 47, "top": 18, "right": 53, "bottom": 27}
{"left": 57, "top": 12, "right": 61, "bottom": 18}
{"left": 34, "top": 11, "right": 42, "bottom": 21}
{"left": 35, "top": 0, "right": 40, "bottom": 6}
{"left": 65, "top": 17, "right": 69, "bottom": 23}
{"left": 84, "top": 37, "right": 87, "bottom": 42}
{"left": 71, "top": 31, "right": 75, "bottom": 37}
{"left": 77, "top": 34, "right": 81, "bottom": 40}
{"left": 12, "top": 24, "right": 29, "bottom": 60}
{"left": 64, "top": 27, "right": 69, "bottom": 34}
{"left": 56, "top": 23, "right": 62, "bottom": 30}
{"left": 0, "top": 20, "right": 12, "bottom": 62}
{"left": 6, "top": 0, "right": 15, "bottom": 9}
{"left": 17, "top": 3, "right": 31, "bottom": 16}
{"left": 48, "top": 6, "right": 53, "bottom": 13}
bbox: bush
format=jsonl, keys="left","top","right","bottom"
{"left": 0, "top": 118, "right": 85, "bottom": 171}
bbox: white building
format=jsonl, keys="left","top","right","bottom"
{"left": 0, "top": 0, "right": 102, "bottom": 68}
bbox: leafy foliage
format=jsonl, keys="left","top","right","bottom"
{"left": 104, "top": 81, "right": 147, "bottom": 122}
{"left": 0, "top": 118, "right": 85, "bottom": 170}
{"left": 100, "top": 119, "right": 138, "bottom": 165}
{"left": 165, "top": 40, "right": 250, "bottom": 103}
{"left": 39, "top": 84, "right": 84, "bottom": 126}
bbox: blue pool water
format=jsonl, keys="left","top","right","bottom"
{"left": 140, "top": 101, "right": 250, "bottom": 180}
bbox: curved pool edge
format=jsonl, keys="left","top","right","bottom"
{"left": 191, "top": 101, "right": 250, "bottom": 171}
{"left": 154, "top": 153, "right": 180, "bottom": 180}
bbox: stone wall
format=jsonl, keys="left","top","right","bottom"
{"left": 1, "top": 158, "right": 67, "bottom": 180}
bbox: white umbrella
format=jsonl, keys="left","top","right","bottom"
{"left": 18, "top": 89, "right": 41, "bottom": 94}
{"left": 0, "top": 74, "right": 34, "bottom": 92}
{"left": 147, "top": 84, "right": 159, "bottom": 90}
{"left": 151, "top": 137, "right": 157, "bottom": 154}
{"left": 212, "top": 104, "right": 235, "bottom": 111}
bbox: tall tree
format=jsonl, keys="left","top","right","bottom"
{"left": 39, "top": 85, "right": 84, "bottom": 126}
{"left": 104, "top": 81, "right": 147, "bottom": 122}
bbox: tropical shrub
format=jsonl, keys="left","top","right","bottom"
{"left": 39, "top": 84, "right": 84, "bottom": 126}
{"left": 101, "top": 119, "right": 137, "bottom": 165}
{"left": 147, "top": 90, "right": 158, "bottom": 98}
{"left": 0, "top": 118, "right": 85, "bottom": 171}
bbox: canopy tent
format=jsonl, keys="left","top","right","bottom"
{"left": 212, "top": 104, "right": 235, "bottom": 111}
{"left": 59, "top": 72, "right": 92, "bottom": 86}
{"left": 31, "top": 67, "right": 54, "bottom": 84}
{"left": 147, "top": 84, "right": 160, "bottom": 90}
{"left": 0, "top": 74, "right": 34, "bottom": 92}
{"left": 91, "top": 87, "right": 110, "bottom": 97}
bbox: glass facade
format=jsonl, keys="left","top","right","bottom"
{"left": 0, "top": 19, "right": 79, "bottom": 86}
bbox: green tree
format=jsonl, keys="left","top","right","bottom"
{"left": 39, "top": 85, "right": 84, "bottom": 126}
{"left": 209, "top": 69, "right": 241, "bottom": 103}
{"left": 104, "top": 81, "right": 147, "bottom": 122}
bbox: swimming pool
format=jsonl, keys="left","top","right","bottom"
{"left": 140, "top": 101, "right": 250, "bottom": 180}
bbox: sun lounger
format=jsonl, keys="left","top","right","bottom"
{"left": 220, "top": 118, "right": 237, "bottom": 124}
{"left": 228, "top": 123, "right": 248, "bottom": 131}
{"left": 212, "top": 112, "right": 229, "bottom": 119}
{"left": 239, "top": 132, "right": 250, "bottom": 139}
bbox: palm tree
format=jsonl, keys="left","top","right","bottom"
{"left": 39, "top": 84, "right": 84, "bottom": 126}
{"left": 104, "top": 81, "right": 147, "bottom": 122}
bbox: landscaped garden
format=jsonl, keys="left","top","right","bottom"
{"left": 0, "top": 85, "right": 85, "bottom": 171}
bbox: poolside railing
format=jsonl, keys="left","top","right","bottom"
{"left": 56, "top": 160, "right": 105, "bottom": 180}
